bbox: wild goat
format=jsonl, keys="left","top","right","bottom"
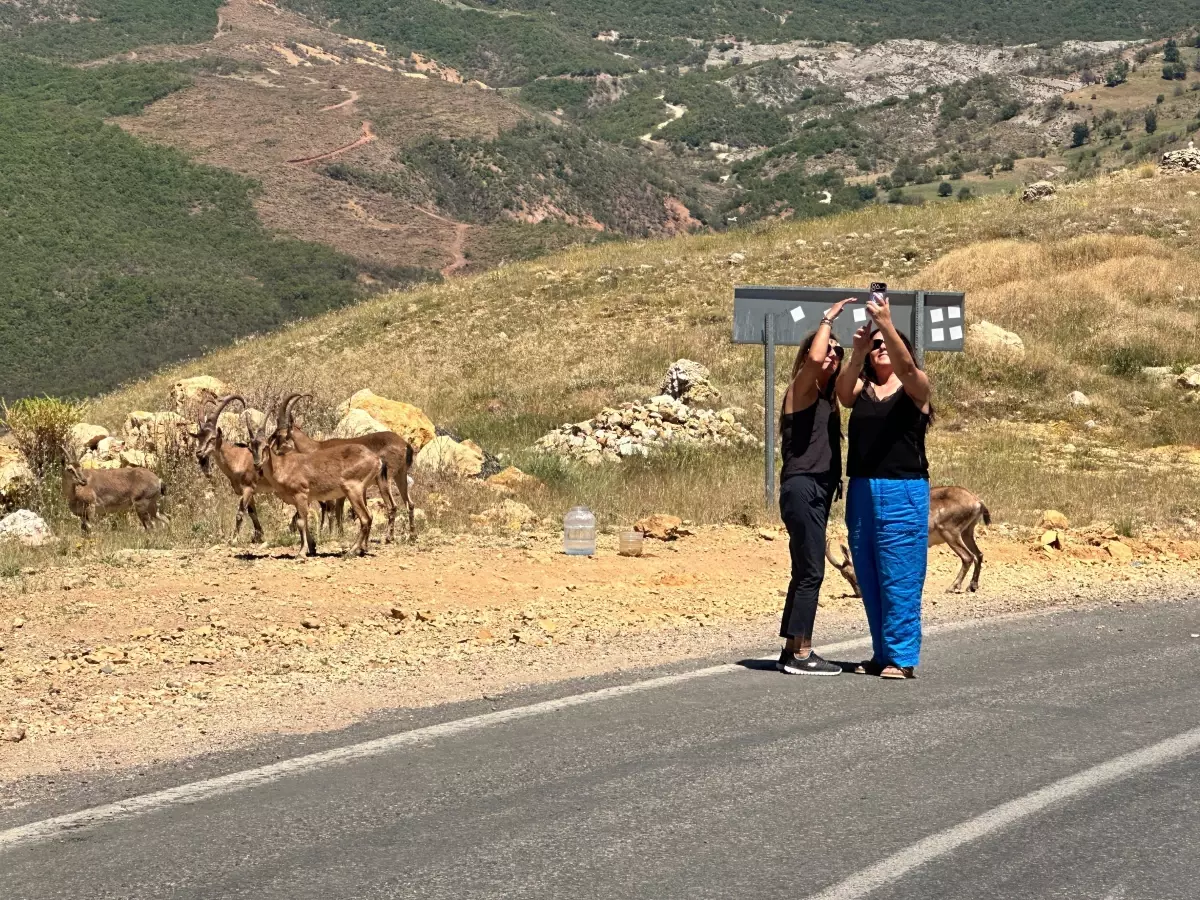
{"left": 826, "top": 485, "right": 991, "bottom": 595}
{"left": 61, "top": 454, "right": 167, "bottom": 535}
{"left": 194, "top": 395, "right": 274, "bottom": 543}
{"left": 247, "top": 395, "right": 393, "bottom": 557}
{"left": 274, "top": 393, "right": 415, "bottom": 542}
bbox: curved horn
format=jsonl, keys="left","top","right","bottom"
{"left": 280, "top": 393, "right": 313, "bottom": 430}
{"left": 207, "top": 394, "right": 247, "bottom": 429}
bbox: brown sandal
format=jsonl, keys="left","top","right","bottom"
{"left": 879, "top": 665, "right": 916, "bottom": 680}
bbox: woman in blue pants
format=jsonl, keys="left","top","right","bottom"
{"left": 835, "top": 294, "right": 931, "bottom": 679}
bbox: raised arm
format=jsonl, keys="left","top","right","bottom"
{"left": 866, "top": 296, "right": 931, "bottom": 412}
{"left": 783, "top": 298, "right": 852, "bottom": 414}
{"left": 836, "top": 322, "right": 872, "bottom": 407}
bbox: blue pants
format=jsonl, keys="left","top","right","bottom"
{"left": 845, "top": 478, "right": 929, "bottom": 668}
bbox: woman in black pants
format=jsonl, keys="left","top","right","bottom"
{"left": 776, "top": 298, "right": 851, "bottom": 676}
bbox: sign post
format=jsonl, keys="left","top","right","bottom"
{"left": 733, "top": 285, "right": 967, "bottom": 507}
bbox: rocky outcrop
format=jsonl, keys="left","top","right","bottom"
{"left": 634, "top": 514, "right": 683, "bottom": 540}
{"left": 336, "top": 390, "right": 435, "bottom": 451}
{"left": 124, "top": 411, "right": 188, "bottom": 451}
{"left": 966, "top": 321, "right": 1025, "bottom": 358}
{"left": 68, "top": 424, "right": 109, "bottom": 458}
{"left": 535, "top": 394, "right": 759, "bottom": 465}
{"left": 333, "top": 409, "right": 388, "bottom": 439}
{"left": 412, "top": 436, "right": 484, "bottom": 478}
{"left": 1159, "top": 144, "right": 1200, "bottom": 174}
{"left": 171, "top": 376, "right": 228, "bottom": 414}
{"left": 1020, "top": 181, "right": 1056, "bottom": 202}
{"left": 659, "top": 359, "right": 720, "bottom": 406}
{"left": 0, "top": 443, "right": 33, "bottom": 507}
{"left": 0, "top": 510, "right": 51, "bottom": 547}
{"left": 216, "top": 407, "right": 266, "bottom": 444}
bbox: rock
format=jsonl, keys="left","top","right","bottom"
{"left": 2, "top": 724, "right": 26, "bottom": 743}
{"left": 1159, "top": 145, "right": 1200, "bottom": 174}
{"left": 659, "top": 359, "right": 721, "bottom": 406}
{"left": 216, "top": 407, "right": 266, "bottom": 444}
{"left": 337, "top": 390, "right": 435, "bottom": 451}
{"left": 119, "top": 449, "right": 157, "bottom": 469}
{"left": 0, "top": 510, "right": 52, "bottom": 547}
{"left": 1040, "top": 529, "right": 1063, "bottom": 550}
{"left": 727, "top": 252, "right": 746, "bottom": 264}
{"left": 171, "top": 376, "right": 227, "bottom": 414}
{"left": 1176, "top": 365, "right": 1200, "bottom": 391}
{"left": 635, "top": 514, "right": 683, "bottom": 541}
{"left": 1067, "top": 391, "right": 1092, "bottom": 407}
{"left": 1020, "top": 180, "right": 1057, "bottom": 202}
{"left": 1105, "top": 540, "right": 1134, "bottom": 562}
{"left": 1039, "top": 510, "right": 1070, "bottom": 531}
{"left": 388, "top": 607, "right": 410, "bottom": 620}
{"left": 758, "top": 528, "right": 778, "bottom": 541}
{"left": 0, "top": 444, "right": 34, "bottom": 506}
{"left": 333, "top": 409, "right": 388, "bottom": 439}
{"left": 412, "top": 436, "right": 484, "bottom": 479}
{"left": 966, "top": 321, "right": 1025, "bottom": 358}
{"left": 301, "top": 618, "right": 321, "bottom": 629}
{"left": 471, "top": 499, "right": 538, "bottom": 532}
{"left": 486, "top": 466, "right": 543, "bottom": 493}
{"left": 68, "top": 423, "right": 109, "bottom": 457}
{"left": 124, "top": 411, "right": 188, "bottom": 451}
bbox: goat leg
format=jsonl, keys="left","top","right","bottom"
{"left": 962, "top": 525, "right": 984, "bottom": 592}
{"left": 937, "top": 526, "right": 973, "bottom": 593}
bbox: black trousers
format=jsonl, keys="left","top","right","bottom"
{"left": 778, "top": 473, "right": 837, "bottom": 640}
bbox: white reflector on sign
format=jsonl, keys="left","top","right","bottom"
{"left": 790, "top": 306, "right": 806, "bottom": 322}
{"left": 948, "top": 306, "right": 962, "bottom": 319}
{"left": 950, "top": 325, "right": 963, "bottom": 341}
{"left": 931, "top": 328, "right": 945, "bottom": 343}
{"left": 930, "top": 308, "right": 944, "bottom": 323}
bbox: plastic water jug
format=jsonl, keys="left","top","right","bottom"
{"left": 563, "top": 506, "right": 597, "bottom": 556}
{"left": 618, "top": 529, "right": 644, "bottom": 557}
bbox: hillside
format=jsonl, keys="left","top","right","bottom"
{"left": 91, "top": 169, "right": 1200, "bottom": 532}
{"left": 0, "top": 53, "right": 370, "bottom": 400}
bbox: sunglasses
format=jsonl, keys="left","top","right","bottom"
{"left": 829, "top": 344, "right": 845, "bottom": 359}
{"left": 871, "top": 339, "right": 887, "bottom": 352}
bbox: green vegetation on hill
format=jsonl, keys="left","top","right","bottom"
{"left": 0, "top": 55, "right": 372, "bottom": 400}
{"left": 399, "top": 120, "right": 704, "bottom": 233}
{"left": 0, "top": 0, "right": 222, "bottom": 62}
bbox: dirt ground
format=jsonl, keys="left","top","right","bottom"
{"left": 2, "top": 523, "right": 1198, "bottom": 797}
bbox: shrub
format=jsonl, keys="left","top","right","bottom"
{"left": 1, "top": 396, "right": 84, "bottom": 476}
{"left": 956, "top": 186, "right": 973, "bottom": 201}
{"left": 937, "top": 181, "right": 953, "bottom": 197}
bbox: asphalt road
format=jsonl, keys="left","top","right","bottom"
{"left": 3, "top": 597, "right": 1198, "bottom": 899}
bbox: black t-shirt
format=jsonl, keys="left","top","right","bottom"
{"left": 846, "top": 383, "right": 929, "bottom": 480}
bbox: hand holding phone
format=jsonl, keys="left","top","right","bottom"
{"left": 869, "top": 281, "right": 887, "bottom": 304}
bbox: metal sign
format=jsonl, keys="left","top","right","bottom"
{"left": 732, "top": 285, "right": 967, "bottom": 507}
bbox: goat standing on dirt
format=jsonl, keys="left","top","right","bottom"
{"left": 194, "top": 395, "right": 276, "bottom": 543}
{"left": 248, "top": 394, "right": 392, "bottom": 557}
{"left": 61, "top": 456, "right": 168, "bottom": 535}
{"left": 826, "top": 485, "right": 990, "bottom": 596}
{"left": 274, "top": 393, "right": 415, "bottom": 542}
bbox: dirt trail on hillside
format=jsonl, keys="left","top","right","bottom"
{"left": 441, "top": 223, "right": 471, "bottom": 276}
{"left": 286, "top": 120, "right": 376, "bottom": 164}
{"left": 320, "top": 87, "right": 360, "bottom": 112}
{"left": 2, "top": 526, "right": 1198, "bottom": 789}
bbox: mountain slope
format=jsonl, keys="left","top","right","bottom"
{"left": 91, "top": 170, "right": 1200, "bottom": 529}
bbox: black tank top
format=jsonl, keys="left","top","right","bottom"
{"left": 847, "top": 384, "right": 929, "bottom": 479}
{"left": 780, "top": 387, "right": 841, "bottom": 481}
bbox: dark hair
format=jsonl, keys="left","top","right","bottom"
{"left": 862, "top": 330, "right": 934, "bottom": 420}
{"left": 782, "top": 330, "right": 841, "bottom": 428}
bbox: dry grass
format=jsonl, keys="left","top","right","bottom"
{"left": 72, "top": 170, "right": 1200, "bottom": 545}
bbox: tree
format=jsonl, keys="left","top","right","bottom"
{"left": 1071, "top": 121, "right": 1090, "bottom": 147}
{"left": 1164, "top": 38, "right": 1180, "bottom": 63}
{"left": 887, "top": 187, "right": 904, "bottom": 204}
{"left": 1146, "top": 109, "right": 1158, "bottom": 134}
{"left": 1105, "top": 60, "right": 1129, "bottom": 87}
{"left": 957, "top": 186, "right": 973, "bottom": 201}
{"left": 1081, "top": 69, "right": 1097, "bottom": 86}
{"left": 1163, "top": 61, "right": 1187, "bottom": 80}
{"left": 937, "top": 181, "right": 953, "bottom": 197}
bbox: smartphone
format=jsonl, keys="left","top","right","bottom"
{"left": 869, "top": 281, "right": 887, "bottom": 304}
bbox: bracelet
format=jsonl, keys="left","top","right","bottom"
{"left": 820, "top": 316, "right": 835, "bottom": 327}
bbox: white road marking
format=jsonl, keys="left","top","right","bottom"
{"left": 806, "top": 724, "right": 1200, "bottom": 900}
{"left": 2, "top": 634, "right": 879, "bottom": 851}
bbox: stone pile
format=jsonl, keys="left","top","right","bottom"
{"left": 535, "top": 394, "right": 758, "bottom": 465}
{"left": 659, "top": 359, "right": 720, "bottom": 406}
{"left": 1020, "top": 181, "right": 1056, "bottom": 202}
{"left": 1159, "top": 144, "right": 1200, "bottom": 174}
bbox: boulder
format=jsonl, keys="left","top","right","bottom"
{"left": 660, "top": 359, "right": 721, "bottom": 406}
{"left": 216, "top": 407, "right": 266, "bottom": 444}
{"left": 1176, "top": 365, "right": 1200, "bottom": 391}
{"left": 337, "top": 390, "right": 435, "bottom": 451}
{"left": 124, "top": 411, "right": 188, "bottom": 451}
{"left": 1039, "top": 510, "right": 1070, "bottom": 531}
{"left": 635, "top": 514, "right": 683, "bottom": 541}
{"left": 68, "top": 423, "right": 109, "bottom": 457}
{"left": 171, "top": 376, "right": 227, "bottom": 414}
{"left": 1020, "top": 181, "right": 1056, "bottom": 202}
{"left": 486, "top": 466, "right": 543, "bottom": 493}
{"left": 1039, "top": 529, "right": 1064, "bottom": 550}
{"left": 412, "top": 436, "right": 484, "bottom": 478}
{"left": 1067, "top": 391, "right": 1092, "bottom": 407}
{"left": 333, "top": 409, "right": 388, "bottom": 439}
{"left": 471, "top": 499, "right": 538, "bottom": 532}
{"left": 0, "top": 443, "right": 33, "bottom": 506}
{"left": 1159, "top": 144, "right": 1200, "bottom": 174}
{"left": 1105, "top": 540, "right": 1134, "bottom": 562}
{"left": 966, "top": 321, "right": 1025, "bottom": 358}
{"left": 0, "top": 510, "right": 51, "bottom": 547}
{"left": 119, "top": 449, "right": 157, "bottom": 469}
